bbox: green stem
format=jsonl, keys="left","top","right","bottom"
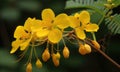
{"left": 26, "top": 43, "right": 34, "bottom": 64}
{"left": 57, "top": 43, "right": 59, "bottom": 51}
{"left": 51, "top": 44, "right": 54, "bottom": 54}
{"left": 33, "top": 46, "right": 38, "bottom": 59}
{"left": 98, "top": 14, "right": 105, "bottom": 25}
{"left": 91, "top": 32, "right": 96, "bottom": 41}
{"left": 62, "top": 38, "right": 66, "bottom": 46}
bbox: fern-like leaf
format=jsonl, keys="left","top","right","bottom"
{"left": 65, "top": 0, "right": 109, "bottom": 15}
{"left": 105, "top": 14, "right": 120, "bottom": 34}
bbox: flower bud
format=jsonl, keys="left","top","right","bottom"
{"left": 84, "top": 44, "right": 91, "bottom": 54}
{"left": 91, "top": 40, "right": 100, "bottom": 49}
{"left": 26, "top": 62, "right": 32, "bottom": 72}
{"left": 42, "top": 48, "right": 50, "bottom": 62}
{"left": 36, "top": 59, "right": 42, "bottom": 69}
{"left": 56, "top": 52, "right": 60, "bottom": 59}
{"left": 63, "top": 46, "right": 70, "bottom": 58}
{"left": 79, "top": 44, "right": 91, "bottom": 55}
{"left": 79, "top": 44, "right": 87, "bottom": 55}
{"left": 52, "top": 53, "right": 60, "bottom": 67}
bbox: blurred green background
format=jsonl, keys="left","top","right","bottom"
{"left": 0, "top": 0, "right": 120, "bottom": 72}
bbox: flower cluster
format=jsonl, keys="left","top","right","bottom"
{"left": 10, "top": 8, "right": 100, "bottom": 72}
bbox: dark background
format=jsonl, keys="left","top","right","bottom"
{"left": 0, "top": 0, "right": 120, "bottom": 72}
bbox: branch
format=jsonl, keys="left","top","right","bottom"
{"left": 86, "top": 40, "right": 120, "bottom": 69}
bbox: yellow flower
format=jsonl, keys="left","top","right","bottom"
{"left": 36, "top": 8, "right": 70, "bottom": 43}
{"left": 10, "top": 18, "right": 38, "bottom": 54}
{"left": 69, "top": 11, "right": 99, "bottom": 40}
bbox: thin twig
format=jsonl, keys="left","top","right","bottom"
{"left": 86, "top": 40, "right": 120, "bottom": 69}
{"left": 97, "top": 49, "right": 120, "bottom": 69}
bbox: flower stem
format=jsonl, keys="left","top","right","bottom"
{"left": 62, "top": 38, "right": 66, "bottom": 46}
{"left": 91, "top": 32, "right": 96, "bottom": 41}
{"left": 33, "top": 46, "right": 38, "bottom": 59}
{"left": 98, "top": 14, "right": 105, "bottom": 25}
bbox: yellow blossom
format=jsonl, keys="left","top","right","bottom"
{"left": 35, "top": 8, "right": 70, "bottom": 43}
{"left": 10, "top": 18, "right": 40, "bottom": 54}
{"left": 69, "top": 11, "right": 99, "bottom": 40}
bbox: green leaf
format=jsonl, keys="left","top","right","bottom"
{"left": 65, "top": 0, "right": 109, "bottom": 15}
{"left": 105, "top": 14, "right": 120, "bottom": 34}
{"left": 112, "top": 0, "right": 120, "bottom": 7}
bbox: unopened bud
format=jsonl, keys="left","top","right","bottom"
{"left": 63, "top": 46, "right": 70, "bottom": 58}
{"left": 79, "top": 44, "right": 86, "bottom": 55}
{"left": 91, "top": 40, "right": 100, "bottom": 49}
{"left": 52, "top": 53, "right": 60, "bottom": 67}
{"left": 42, "top": 48, "right": 50, "bottom": 62}
{"left": 26, "top": 63, "right": 32, "bottom": 72}
{"left": 56, "top": 52, "right": 60, "bottom": 59}
{"left": 36, "top": 59, "right": 42, "bottom": 69}
{"left": 84, "top": 44, "right": 91, "bottom": 54}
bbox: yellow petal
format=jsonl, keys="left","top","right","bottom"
{"left": 69, "top": 16, "right": 80, "bottom": 28}
{"left": 10, "top": 39, "right": 23, "bottom": 54}
{"left": 24, "top": 17, "right": 36, "bottom": 31}
{"left": 54, "top": 14, "right": 70, "bottom": 29}
{"left": 48, "top": 29, "right": 62, "bottom": 43}
{"left": 74, "top": 13, "right": 80, "bottom": 18}
{"left": 75, "top": 27, "right": 86, "bottom": 40}
{"left": 31, "top": 20, "right": 43, "bottom": 32}
{"left": 79, "top": 11, "right": 90, "bottom": 24}
{"left": 85, "top": 24, "right": 99, "bottom": 32}
{"left": 36, "top": 28, "right": 49, "bottom": 38}
{"left": 20, "top": 38, "right": 31, "bottom": 51}
{"left": 42, "top": 8, "right": 55, "bottom": 21}
{"left": 14, "top": 26, "right": 27, "bottom": 38}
